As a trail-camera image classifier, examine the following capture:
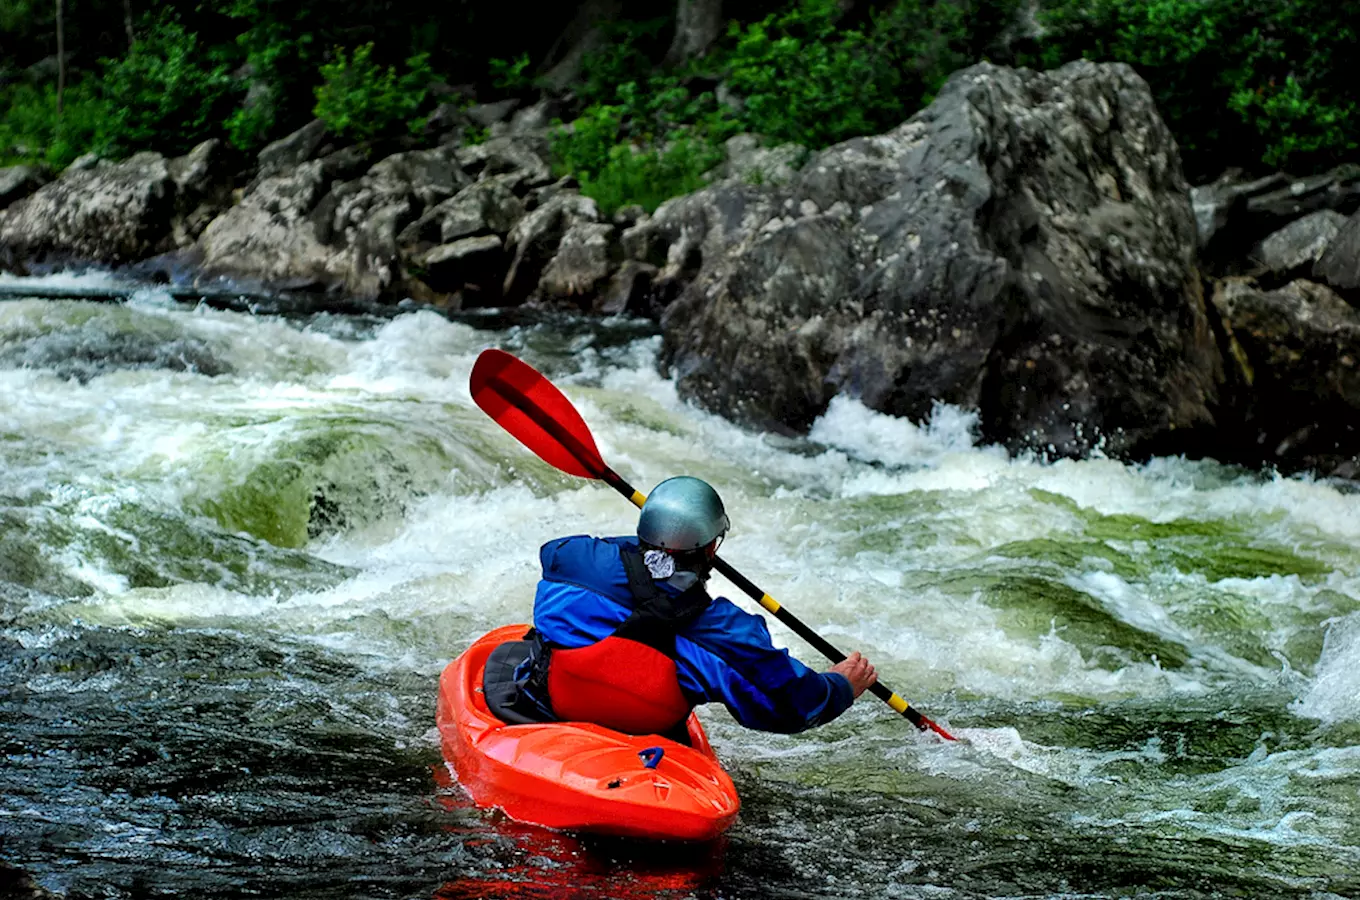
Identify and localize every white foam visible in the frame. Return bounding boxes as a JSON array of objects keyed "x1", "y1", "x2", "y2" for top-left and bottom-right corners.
[
  {"x1": 1294, "y1": 613, "x2": 1360, "y2": 723},
  {"x1": 808, "y1": 395, "x2": 979, "y2": 467},
  {"x1": 0, "y1": 269, "x2": 130, "y2": 291}
]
